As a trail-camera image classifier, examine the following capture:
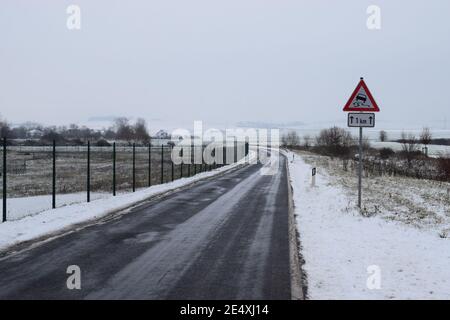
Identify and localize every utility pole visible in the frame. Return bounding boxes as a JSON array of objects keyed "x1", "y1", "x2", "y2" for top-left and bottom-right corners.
[{"x1": 2, "y1": 137, "x2": 6, "y2": 222}]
